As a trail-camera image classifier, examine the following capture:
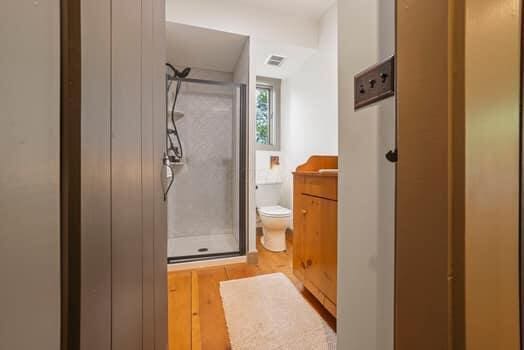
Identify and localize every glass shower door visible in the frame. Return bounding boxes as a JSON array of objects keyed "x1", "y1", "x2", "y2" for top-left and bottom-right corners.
[{"x1": 166, "y1": 77, "x2": 247, "y2": 263}]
